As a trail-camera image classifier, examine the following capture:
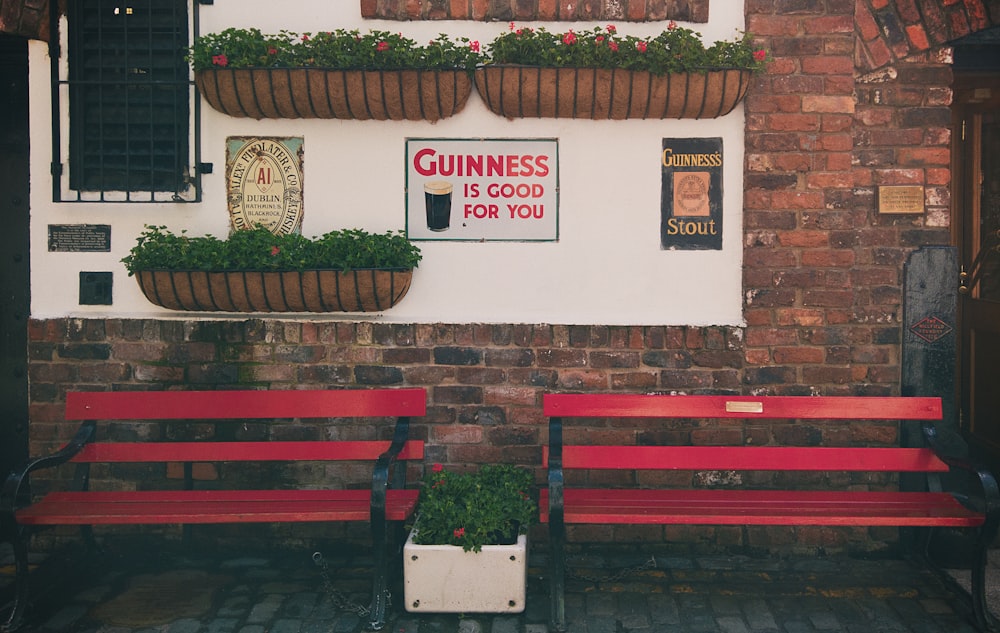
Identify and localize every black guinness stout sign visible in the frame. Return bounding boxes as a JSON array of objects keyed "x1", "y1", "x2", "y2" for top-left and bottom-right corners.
[{"x1": 660, "y1": 138, "x2": 723, "y2": 250}]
